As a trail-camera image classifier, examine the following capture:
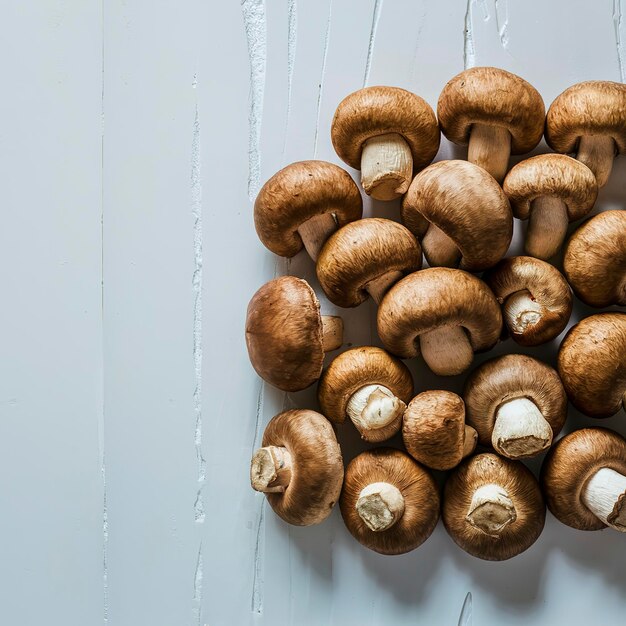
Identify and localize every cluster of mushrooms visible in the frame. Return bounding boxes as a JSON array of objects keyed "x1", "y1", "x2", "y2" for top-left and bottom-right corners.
[{"x1": 245, "y1": 67, "x2": 626, "y2": 561}]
